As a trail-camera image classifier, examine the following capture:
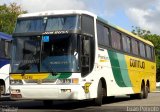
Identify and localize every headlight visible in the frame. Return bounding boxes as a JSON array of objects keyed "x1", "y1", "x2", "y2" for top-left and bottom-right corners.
[
  {"x1": 10, "y1": 80, "x2": 23, "y2": 85},
  {"x1": 56, "y1": 78, "x2": 79, "y2": 84}
]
